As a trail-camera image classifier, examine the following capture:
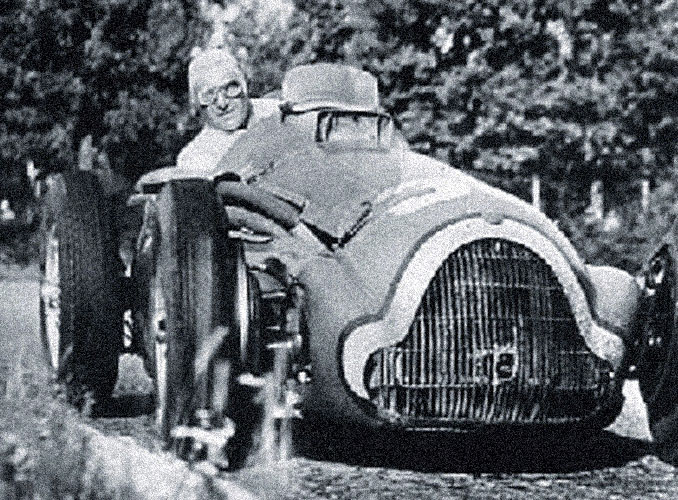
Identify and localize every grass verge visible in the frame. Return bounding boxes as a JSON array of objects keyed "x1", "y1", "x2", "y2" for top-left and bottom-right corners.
[{"x1": 0, "y1": 359, "x2": 139, "y2": 499}]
